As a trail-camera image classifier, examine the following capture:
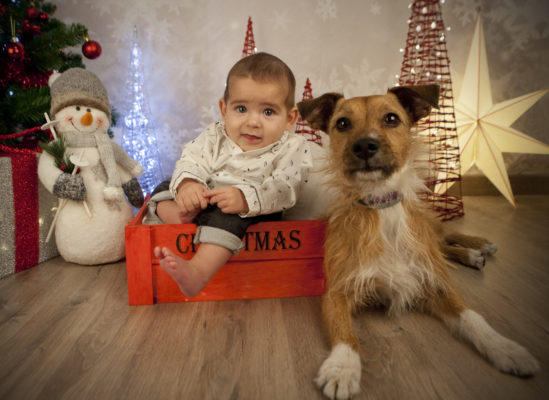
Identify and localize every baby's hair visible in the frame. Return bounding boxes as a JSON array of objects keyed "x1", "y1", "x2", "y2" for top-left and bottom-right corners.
[{"x1": 224, "y1": 52, "x2": 296, "y2": 109}]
